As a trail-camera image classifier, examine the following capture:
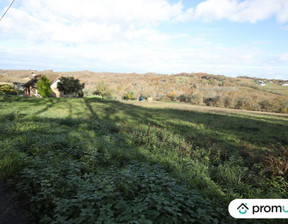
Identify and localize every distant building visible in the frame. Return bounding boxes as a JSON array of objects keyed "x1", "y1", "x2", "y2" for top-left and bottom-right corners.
[
  {"x1": 13, "y1": 82, "x2": 25, "y2": 91},
  {"x1": 256, "y1": 80, "x2": 265, "y2": 85},
  {"x1": 282, "y1": 83, "x2": 288, "y2": 86},
  {"x1": 256, "y1": 80, "x2": 266, "y2": 86},
  {"x1": 50, "y1": 79, "x2": 62, "y2": 97},
  {"x1": 24, "y1": 74, "x2": 62, "y2": 97}
]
